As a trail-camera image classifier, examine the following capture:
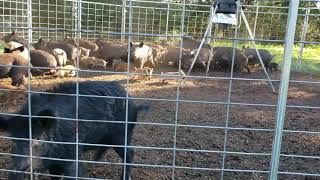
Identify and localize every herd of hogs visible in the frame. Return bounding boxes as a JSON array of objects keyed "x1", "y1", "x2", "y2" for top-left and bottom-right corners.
[
  {"x1": 0, "y1": 31, "x2": 280, "y2": 89},
  {"x1": 0, "y1": 31, "x2": 281, "y2": 179}
]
